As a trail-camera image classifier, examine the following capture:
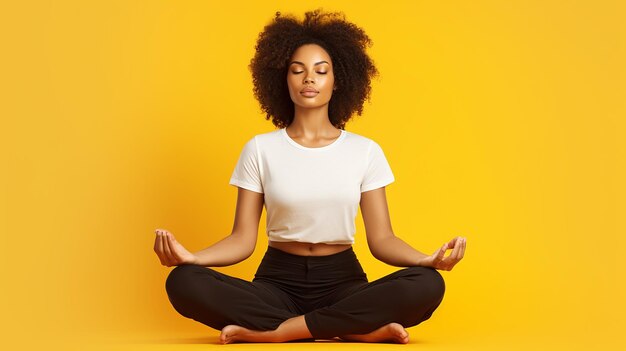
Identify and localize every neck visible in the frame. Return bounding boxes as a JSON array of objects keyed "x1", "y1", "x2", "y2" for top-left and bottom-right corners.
[{"x1": 290, "y1": 105, "x2": 338, "y2": 136}]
